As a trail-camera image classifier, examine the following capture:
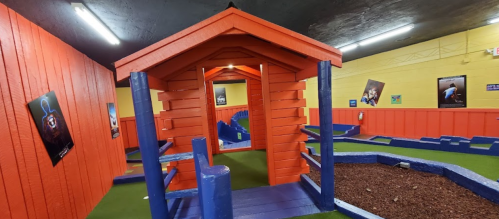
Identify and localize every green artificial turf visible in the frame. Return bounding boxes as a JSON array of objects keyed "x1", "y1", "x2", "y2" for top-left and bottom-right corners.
[
  {"x1": 292, "y1": 211, "x2": 351, "y2": 219},
  {"x1": 87, "y1": 182, "x2": 150, "y2": 219},
  {"x1": 308, "y1": 142, "x2": 499, "y2": 181},
  {"x1": 306, "y1": 128, "x2": 345, "y2": 136},
  {"x1": 372, "y1": 138, "x2": 392, "y2": 143},
  {"x1": 127, "y1": 151, "x2": 142, "y2": 160},
  {"x1": 213, "y1": 150, "x2": 269, "y2": 190},
  {"x1": 238, "y1": 118, "x2": 251, "y2": 133}
]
